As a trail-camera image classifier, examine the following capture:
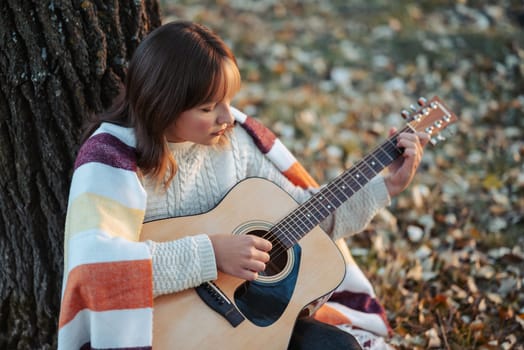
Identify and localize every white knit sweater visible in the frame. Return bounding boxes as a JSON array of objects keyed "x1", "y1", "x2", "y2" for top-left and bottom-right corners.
[{"x1": 143, "y1": 125, "x2": 390, "y2": 297}]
